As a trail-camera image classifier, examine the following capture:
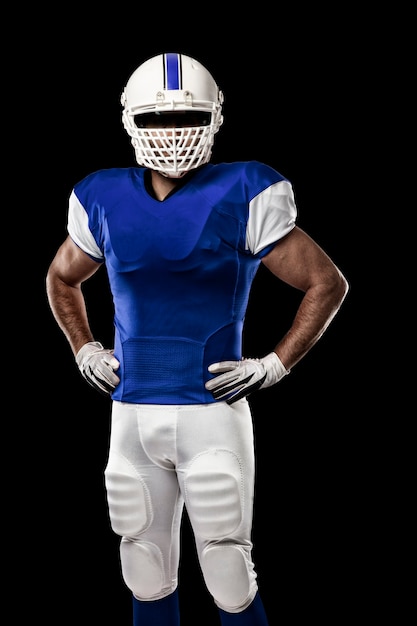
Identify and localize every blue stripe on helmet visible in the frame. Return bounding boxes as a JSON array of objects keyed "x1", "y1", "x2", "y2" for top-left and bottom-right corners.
[{"x1": 165, "y1": 53, "x2": 181, "y2": 90}]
